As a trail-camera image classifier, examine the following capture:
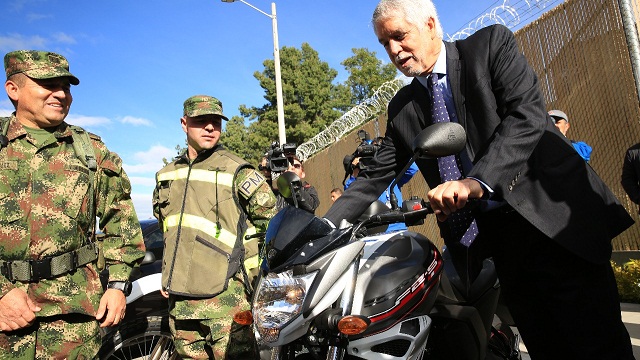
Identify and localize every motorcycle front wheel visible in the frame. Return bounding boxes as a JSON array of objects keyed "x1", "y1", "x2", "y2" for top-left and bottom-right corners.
[{"x1": 99, "y1": 315, "x2": 176, "y2": 360}]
